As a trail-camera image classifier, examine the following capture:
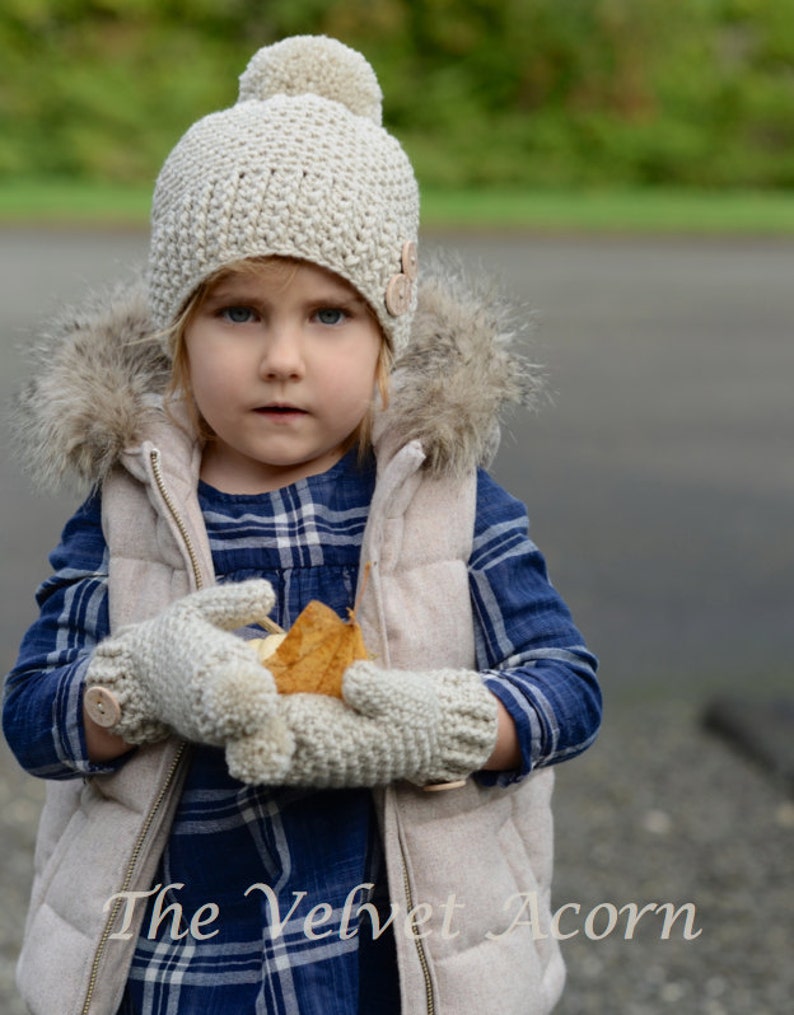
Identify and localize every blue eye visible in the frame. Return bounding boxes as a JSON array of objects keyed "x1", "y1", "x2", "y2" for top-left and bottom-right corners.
[
  {"x1": 315, "y1": 308, "x2": 346, "y2": 326},
  {"x1": 221, "y1": 306, "x2": 255, "y2": 324}
]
